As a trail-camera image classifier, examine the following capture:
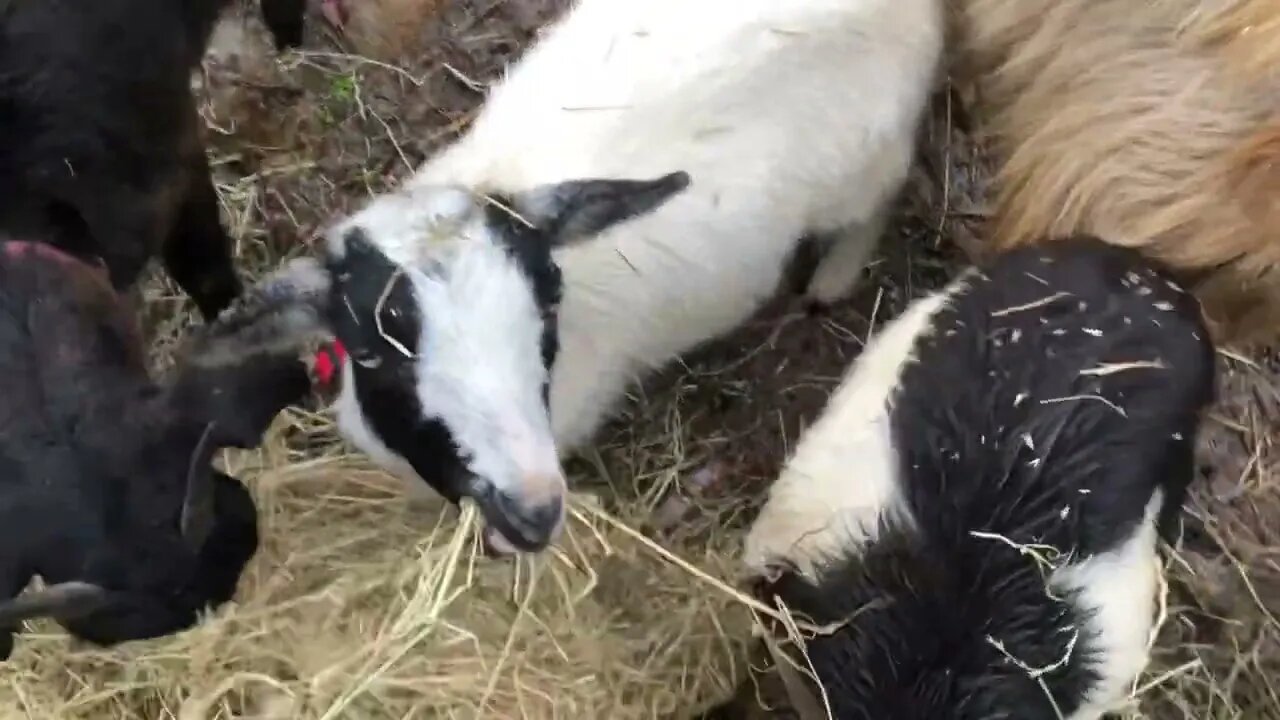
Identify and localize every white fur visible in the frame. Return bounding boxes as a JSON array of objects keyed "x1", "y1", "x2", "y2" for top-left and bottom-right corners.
[
  {"x1": 452, "y1": 0, "x2": 942, "y2": 451},
  {"x1": 743, "y1": 281, "x2": 962, "y2": 579},
  {"x1": 336, "y1": 0, "x2": 943, "y2": 472},
  {"x1": 409, "y1": 237, "x2": 564, "y2": 504},
  {"x1": 1051, "y1": 492, "x2": 1163, "y2": 720}
]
